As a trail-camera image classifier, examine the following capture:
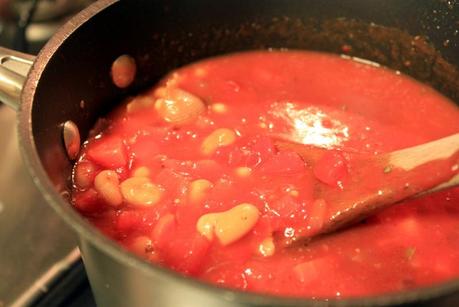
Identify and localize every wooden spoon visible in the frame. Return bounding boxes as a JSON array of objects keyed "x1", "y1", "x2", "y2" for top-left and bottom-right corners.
[{"x1": 274, "y1": 132, "x2": 459, "y2": 245}]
